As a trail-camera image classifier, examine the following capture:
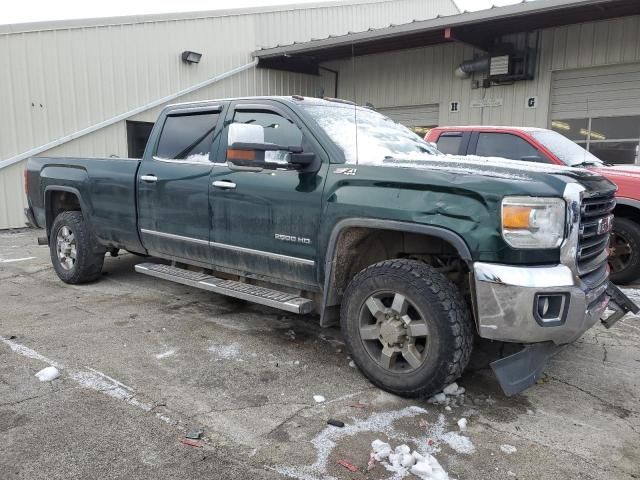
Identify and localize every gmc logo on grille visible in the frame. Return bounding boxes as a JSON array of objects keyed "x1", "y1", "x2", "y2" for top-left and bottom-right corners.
[{"x1": 597, "y1": 215, "x2": 614, "y2": 235}]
